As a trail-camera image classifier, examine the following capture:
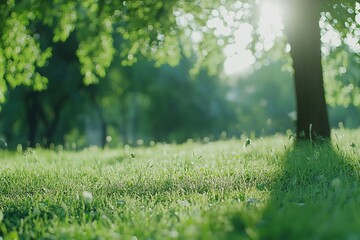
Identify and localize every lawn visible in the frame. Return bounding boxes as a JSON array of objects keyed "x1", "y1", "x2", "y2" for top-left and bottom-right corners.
[{"x1": 1, "y1": 129, "x2": 360, "y2": 239}]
